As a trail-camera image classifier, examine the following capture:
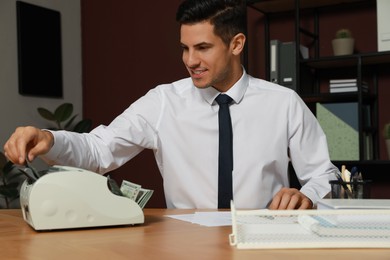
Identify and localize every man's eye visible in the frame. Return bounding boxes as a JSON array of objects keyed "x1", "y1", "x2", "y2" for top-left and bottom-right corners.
[{"x1": 198, "y1": 46, "x2": 209, "y2": 51}]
